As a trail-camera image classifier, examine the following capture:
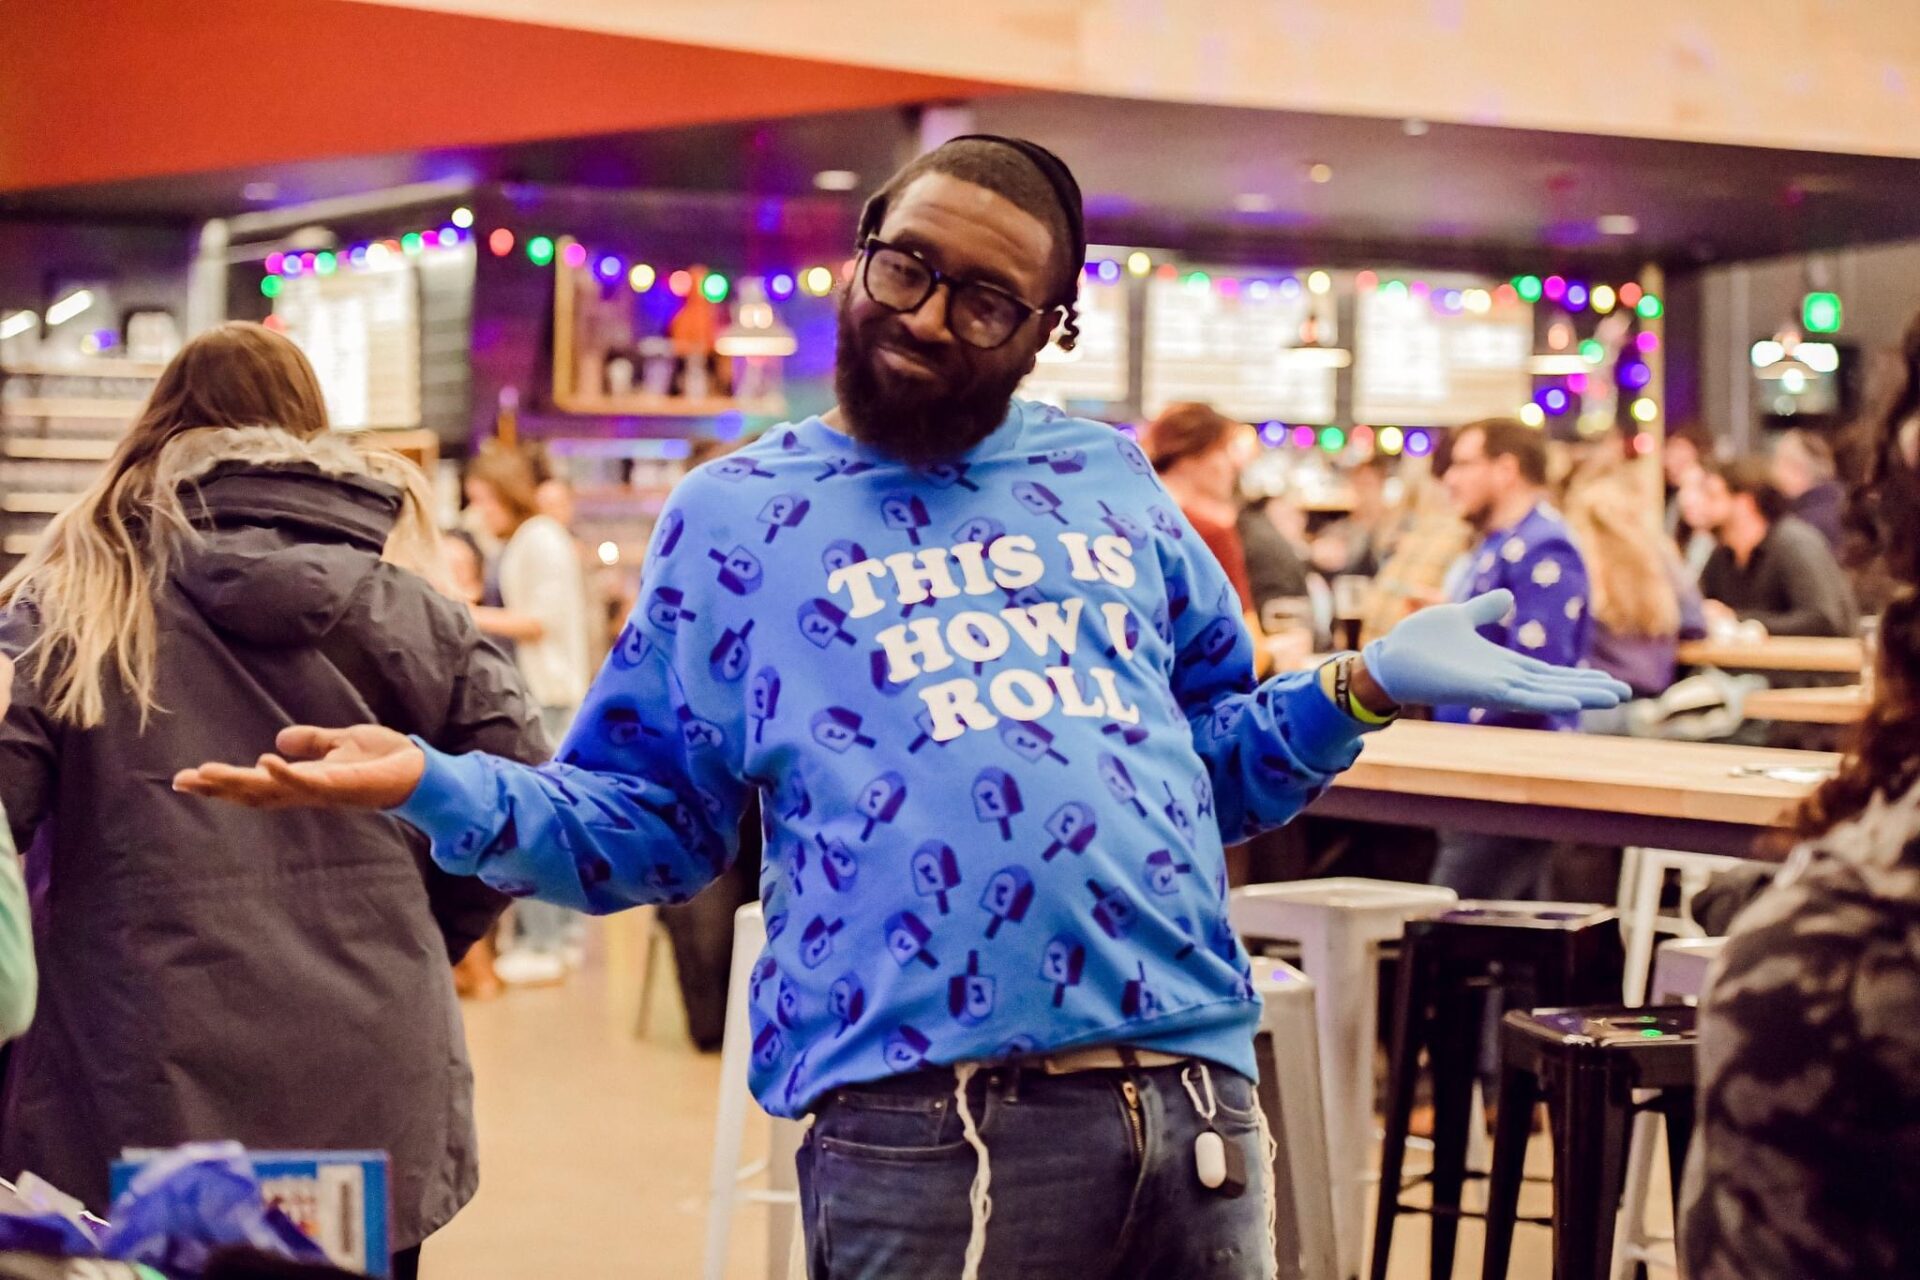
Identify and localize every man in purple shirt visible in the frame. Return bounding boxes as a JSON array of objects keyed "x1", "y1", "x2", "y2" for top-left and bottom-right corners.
[{"x1": 1432, "y1": 418, "x2": 1594, "y2": 896}]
